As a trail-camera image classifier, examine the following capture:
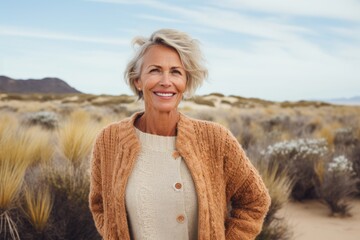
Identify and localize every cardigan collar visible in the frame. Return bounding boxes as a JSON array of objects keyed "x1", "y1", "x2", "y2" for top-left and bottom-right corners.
[{"x1": 118, "y1": 111, "x2": 211, "y2": 239}]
